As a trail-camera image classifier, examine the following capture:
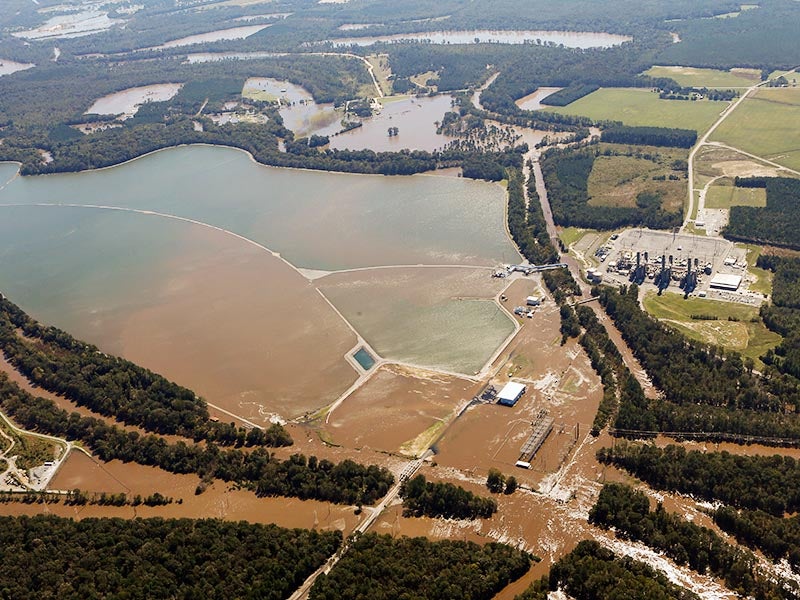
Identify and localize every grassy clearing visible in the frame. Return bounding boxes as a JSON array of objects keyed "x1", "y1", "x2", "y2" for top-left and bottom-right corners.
[
  {"x1": 410, "y1": 70, "x2": 439, "y2": 90},
  {"x1": 642, "y1": 291, "x2": 779, "y2": 367},
  {"x1": 587, "y1": 148, "x2": 687, "y2": 212},
  {"x1": 704, "y1": 184, "x2": 766, "y2": 208},
  {"x1": 559, "y1": 227, "x2": 589, "y2": 248},
  {"x1": 644, "y1": 66, "x2": 757, "y2": 88},
  {"x1": 711, "y1": 87, "x2": 800, "y2": 171},
  {"x1": 545, "y1": 88, "x2": 727, "y2": 132},
  {"x1": 0, "y1": 414, "x2": 59, "y2": 471},
  {"x1": 739, "y1": 243, "x2": 774, "y2": 296},
  {"x1": 366, "y1": 54, "x2": 393, "y2": 97}
]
